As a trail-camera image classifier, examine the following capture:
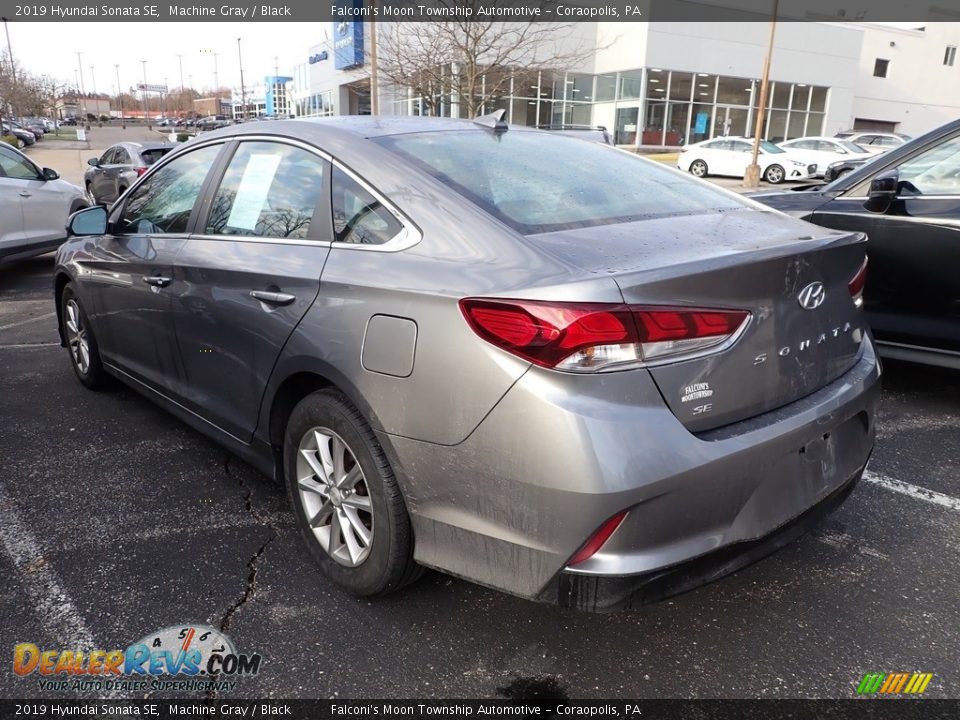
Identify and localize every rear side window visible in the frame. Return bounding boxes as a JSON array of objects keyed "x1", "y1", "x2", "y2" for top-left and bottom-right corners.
[
  {"x1": 205, "y1": 141, "x2": 325, "y2": 239},
  {"x1": 376, "y1": 130, "x2": 743, "y2": 235},
  {"x1": 140, "y1": 149, "x2": 170, "y2": 166},
  {"x1": 331, "y1": 167, "x2": 403, "y2": 245},
  {"x1": 119, "y1": 144, "x2": 222, "y2": 235}
]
